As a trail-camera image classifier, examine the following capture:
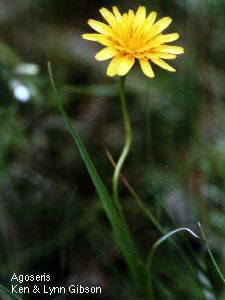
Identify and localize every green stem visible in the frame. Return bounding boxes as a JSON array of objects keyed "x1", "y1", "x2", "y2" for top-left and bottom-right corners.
[{"x1": 113, "y1": 76, "x2": 132, "y2": 216}]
